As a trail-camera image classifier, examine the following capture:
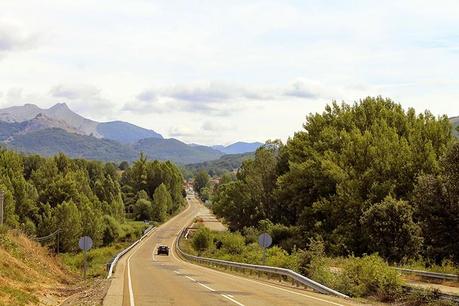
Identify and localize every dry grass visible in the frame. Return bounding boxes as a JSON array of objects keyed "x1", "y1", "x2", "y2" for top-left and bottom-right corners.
[{"x1": 0, "y1": 229, "x2": 77, "y2": 306}]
